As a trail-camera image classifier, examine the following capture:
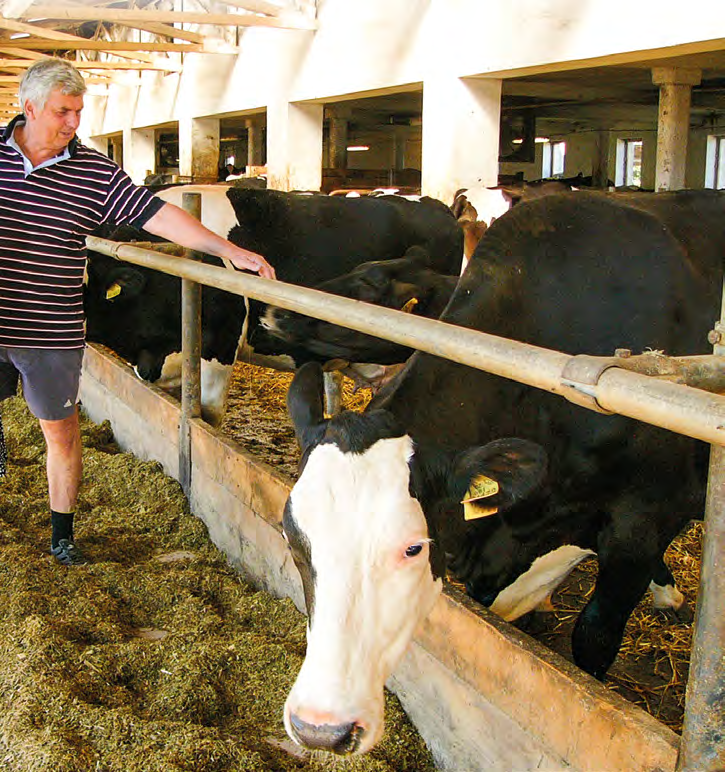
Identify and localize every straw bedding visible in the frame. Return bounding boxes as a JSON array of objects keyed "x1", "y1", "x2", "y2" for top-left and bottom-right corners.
[{"x1": 0, "y1": 393, "x2": 435, "y2": 772}]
